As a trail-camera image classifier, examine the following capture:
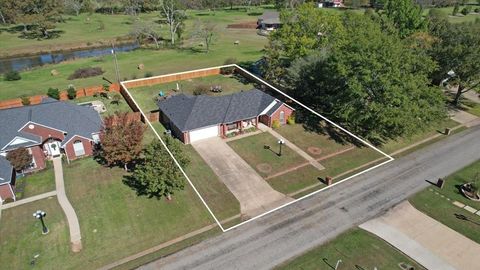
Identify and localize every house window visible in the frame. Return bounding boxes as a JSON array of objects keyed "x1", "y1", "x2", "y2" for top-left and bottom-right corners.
[
  {"x1": 279, "y1": 111, "x2": 285, "y2": 125},
  {"x1": 227, "y1": 123, "x2": 237, "y2": 131},
  {"x1": 73, "y1": 140, "x2": 85, "y2": 157}
]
